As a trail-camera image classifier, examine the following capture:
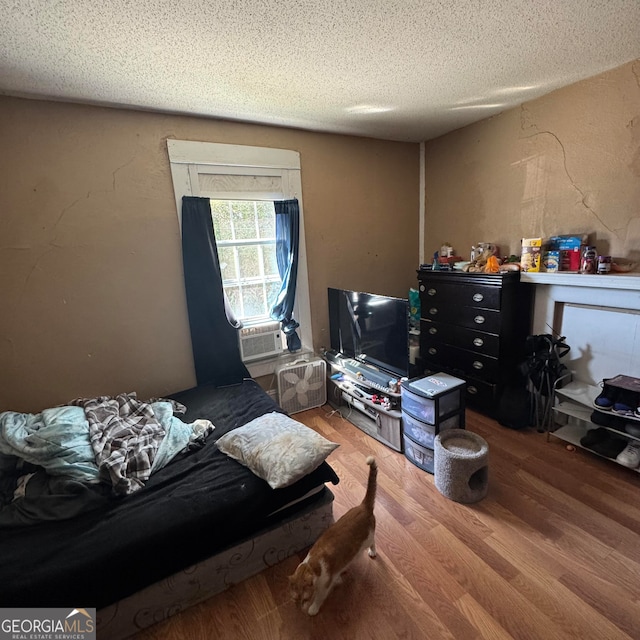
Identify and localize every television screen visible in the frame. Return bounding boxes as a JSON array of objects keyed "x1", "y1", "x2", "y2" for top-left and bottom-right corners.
[{"x1": 328, "y1": 288, "x2": 409, "y2": 378}]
